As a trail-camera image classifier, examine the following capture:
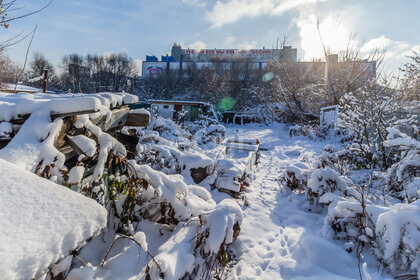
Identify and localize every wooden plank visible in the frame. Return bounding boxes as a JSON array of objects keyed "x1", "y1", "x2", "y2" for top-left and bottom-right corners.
[
  {"x1": 51, "y1": 109, "x2": 98, "y2": 120},
  {"x1": 9, "y1": 109, "x2": 99, "y2": 125},
  {"x1": 100, "y1": 106, "x2": 130, "y2": 131},
  {"x1": 65, "y1": 135, "x2": 87, "y2": 156},
  {"x1": 125, "y1": 111, "x2": 150, "y2": 127}
]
